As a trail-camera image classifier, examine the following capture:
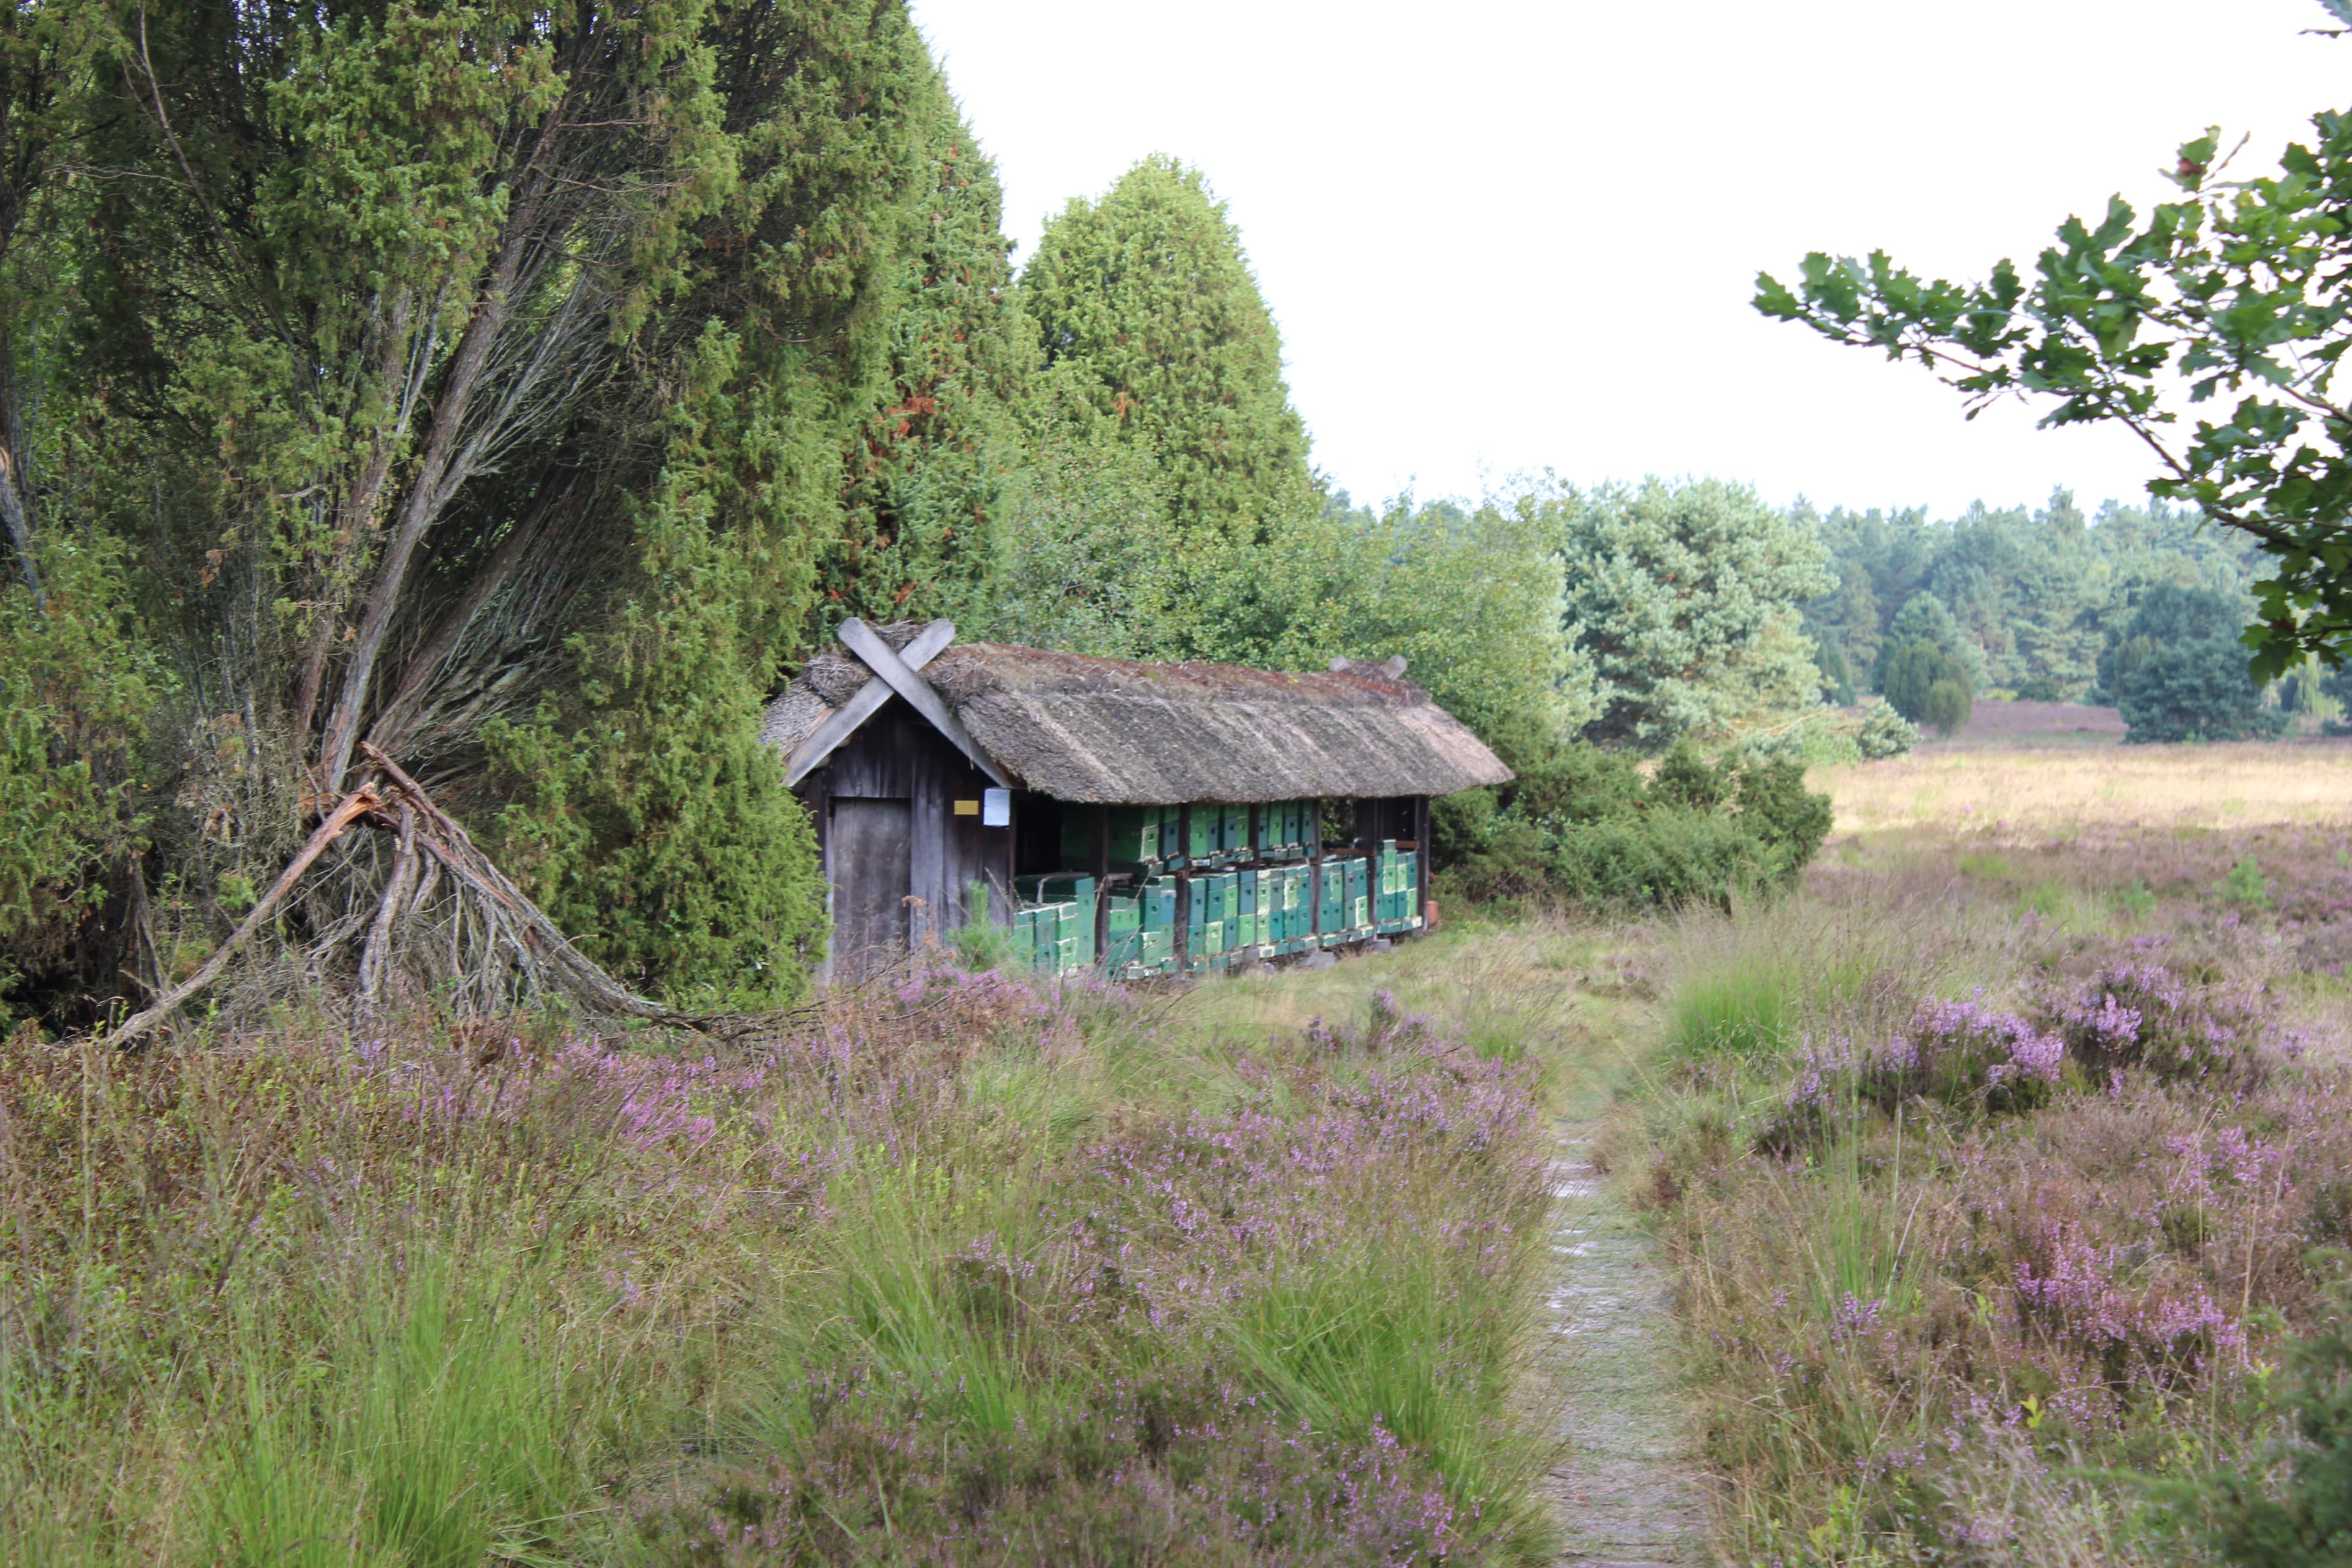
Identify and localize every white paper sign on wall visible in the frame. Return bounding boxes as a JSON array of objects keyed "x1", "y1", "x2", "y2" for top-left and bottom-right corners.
[{"x1": 981, "y1": 787, "x2": 1011, "y2": 827}]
